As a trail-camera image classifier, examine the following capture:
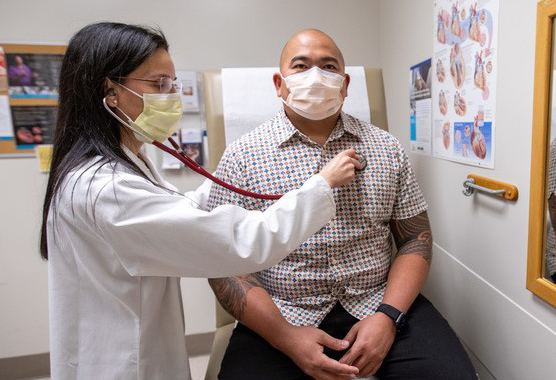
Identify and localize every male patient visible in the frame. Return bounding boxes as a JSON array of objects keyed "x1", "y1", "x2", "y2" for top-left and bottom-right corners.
[{"x1": 207, "y1": 29, "x2": 476, "y2": 380}]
